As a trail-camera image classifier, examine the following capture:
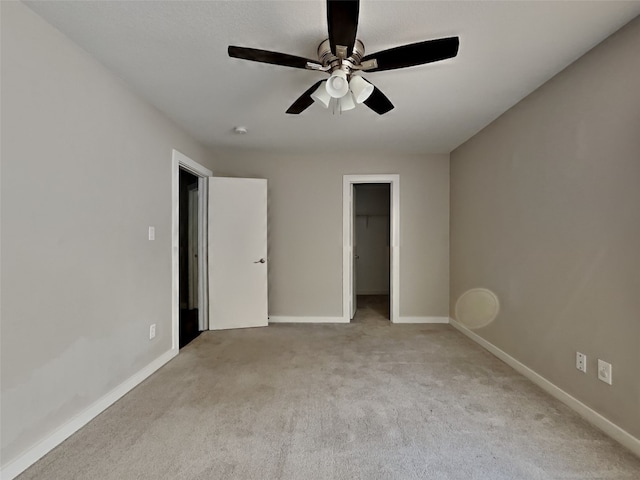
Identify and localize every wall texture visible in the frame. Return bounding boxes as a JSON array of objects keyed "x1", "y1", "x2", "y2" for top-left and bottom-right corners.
[
  {"x1": 450, "y1": 17, "x2": 640, "y2": 439},
  {"x1": 211, "y1": 151, "x2": 450, "y2": 319},
  {"x1": 1, "y1": 1, "x2": 210, "y2": 466}
]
